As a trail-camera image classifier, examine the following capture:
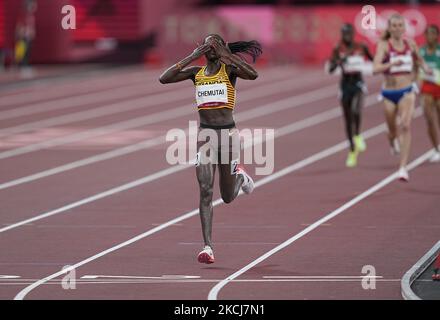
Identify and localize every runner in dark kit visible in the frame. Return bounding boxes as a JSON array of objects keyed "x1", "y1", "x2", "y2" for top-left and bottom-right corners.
[
  {"x1": 159, "y1": 34, "x2": 262, "y2": 264},
  {"x1": 328, "y1": 23, "x2": 373, "y2": 168}
]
